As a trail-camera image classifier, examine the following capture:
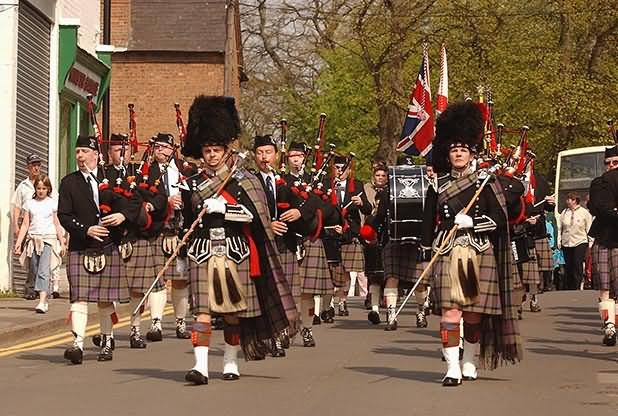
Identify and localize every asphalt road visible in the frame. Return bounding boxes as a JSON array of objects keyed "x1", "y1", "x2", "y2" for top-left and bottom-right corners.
[{"x1": 0, "y1": 290, "x2": 616, "y2": 416}]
